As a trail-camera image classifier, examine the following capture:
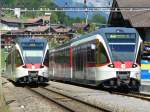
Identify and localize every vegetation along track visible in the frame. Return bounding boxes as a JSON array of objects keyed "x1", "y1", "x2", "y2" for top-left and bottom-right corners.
[
  {"x1": 111, "y1": 91, "x2": 150, "y2": 101},
  {"x1": 26, "y1": 86, "x2": 112, "y2": 112}
]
